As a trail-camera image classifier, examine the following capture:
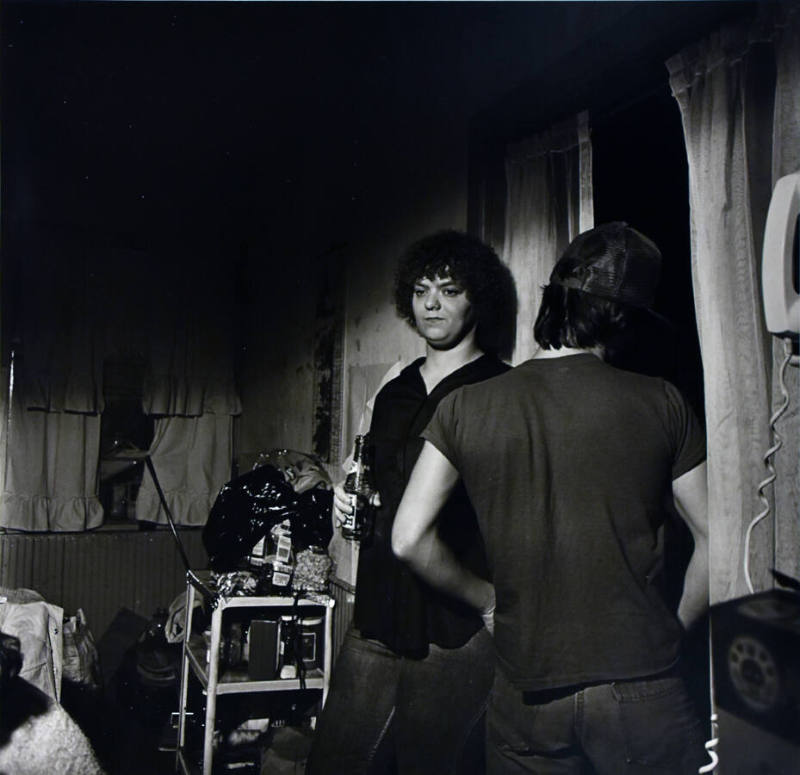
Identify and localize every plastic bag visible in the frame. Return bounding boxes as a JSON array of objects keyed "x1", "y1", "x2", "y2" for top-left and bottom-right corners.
[
  {"x1": 202, "y1": 463, "x2": 333, "y2": 571},
  {"x1": 62, "y1": 608, "x2": 102, "y2": 692}
]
